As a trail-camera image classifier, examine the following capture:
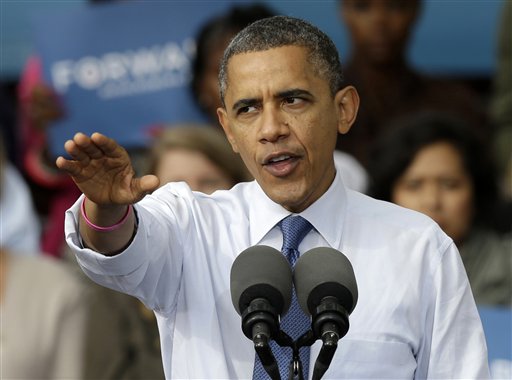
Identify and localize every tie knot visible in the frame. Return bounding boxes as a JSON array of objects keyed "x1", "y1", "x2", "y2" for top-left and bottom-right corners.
[{"x1": 280, "y1": 215, "x2": 313, "y2": 252}]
